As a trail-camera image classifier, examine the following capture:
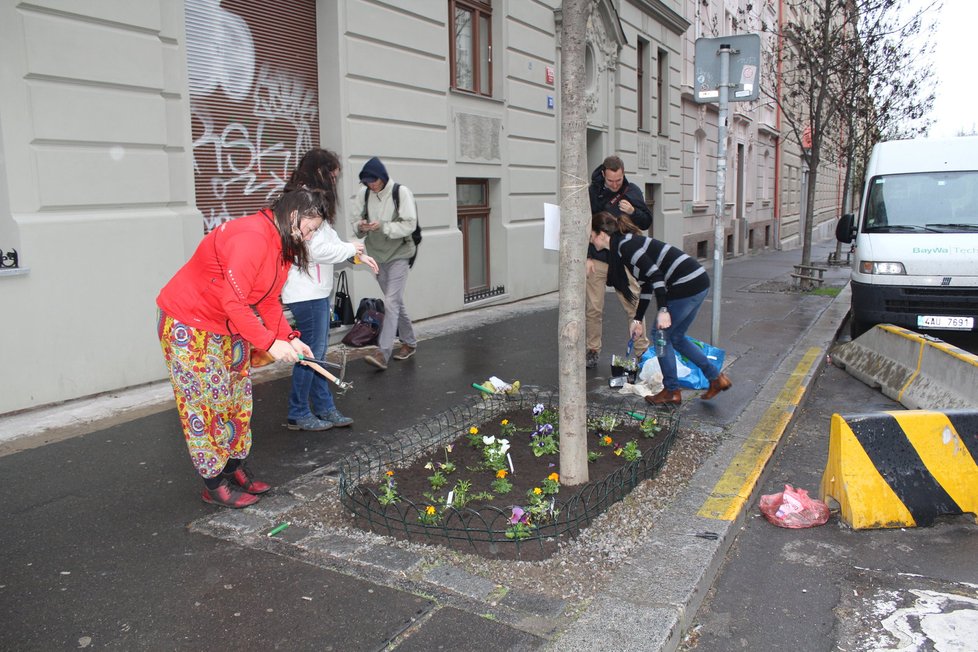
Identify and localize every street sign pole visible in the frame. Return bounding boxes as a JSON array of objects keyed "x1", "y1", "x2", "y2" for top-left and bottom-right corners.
[
  {"x1": 711, "y1": 45, "x2": 732, "y2": 346},
  {"x1": 694, "y1": 33, "x2": 760, "y2": 347}
]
